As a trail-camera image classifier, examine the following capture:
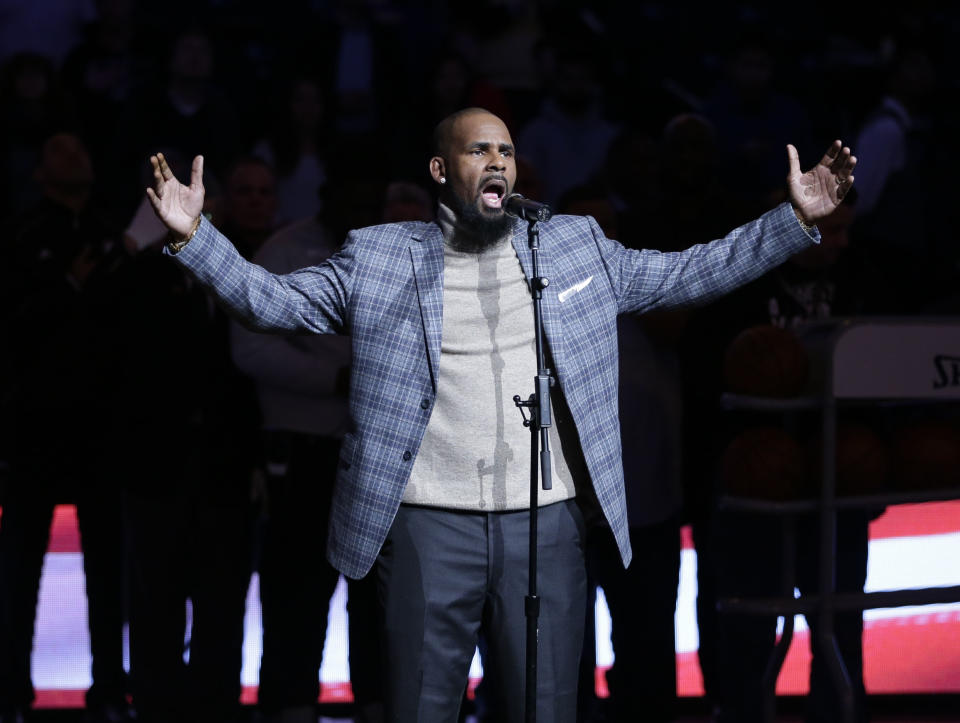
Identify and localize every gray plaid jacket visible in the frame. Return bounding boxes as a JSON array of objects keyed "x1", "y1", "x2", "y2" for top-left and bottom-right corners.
[{"x1": 168, "y1": 202, "x2": 814, "y2": 578}]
